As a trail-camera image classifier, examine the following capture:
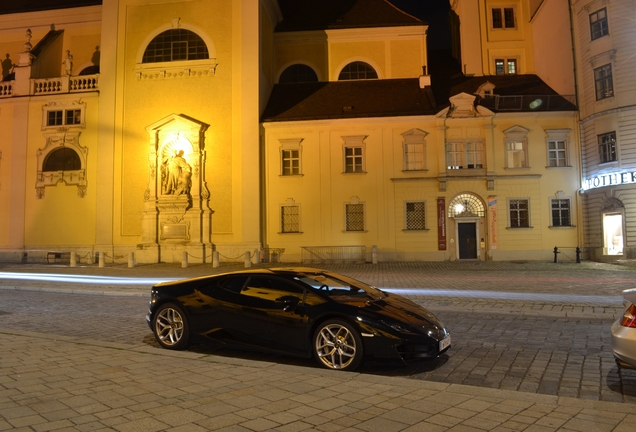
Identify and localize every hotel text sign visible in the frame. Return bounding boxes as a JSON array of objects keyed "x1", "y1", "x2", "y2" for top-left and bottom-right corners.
[{"x1": 583, "y1": 171, "x2": 636, "y2": 191}]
